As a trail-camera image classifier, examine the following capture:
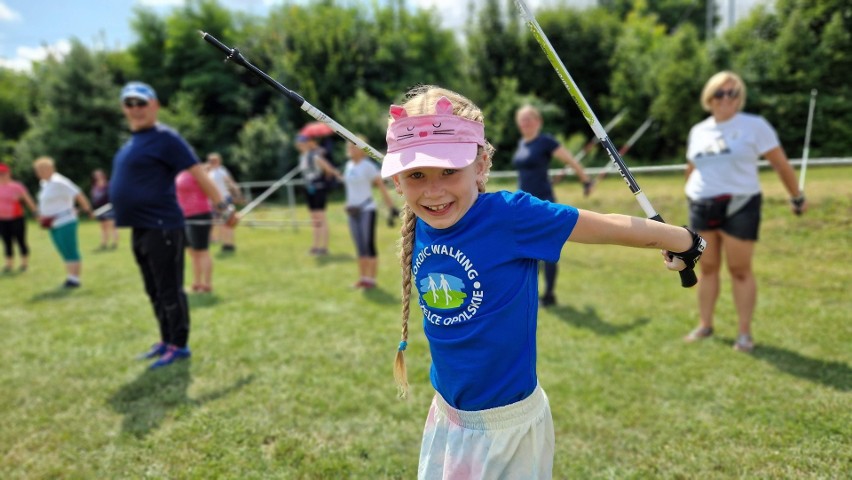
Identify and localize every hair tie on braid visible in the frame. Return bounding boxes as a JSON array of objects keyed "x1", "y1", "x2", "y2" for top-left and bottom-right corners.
[{"x1": 398, "y1": 341, "x2": 408, "y2": 352}]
